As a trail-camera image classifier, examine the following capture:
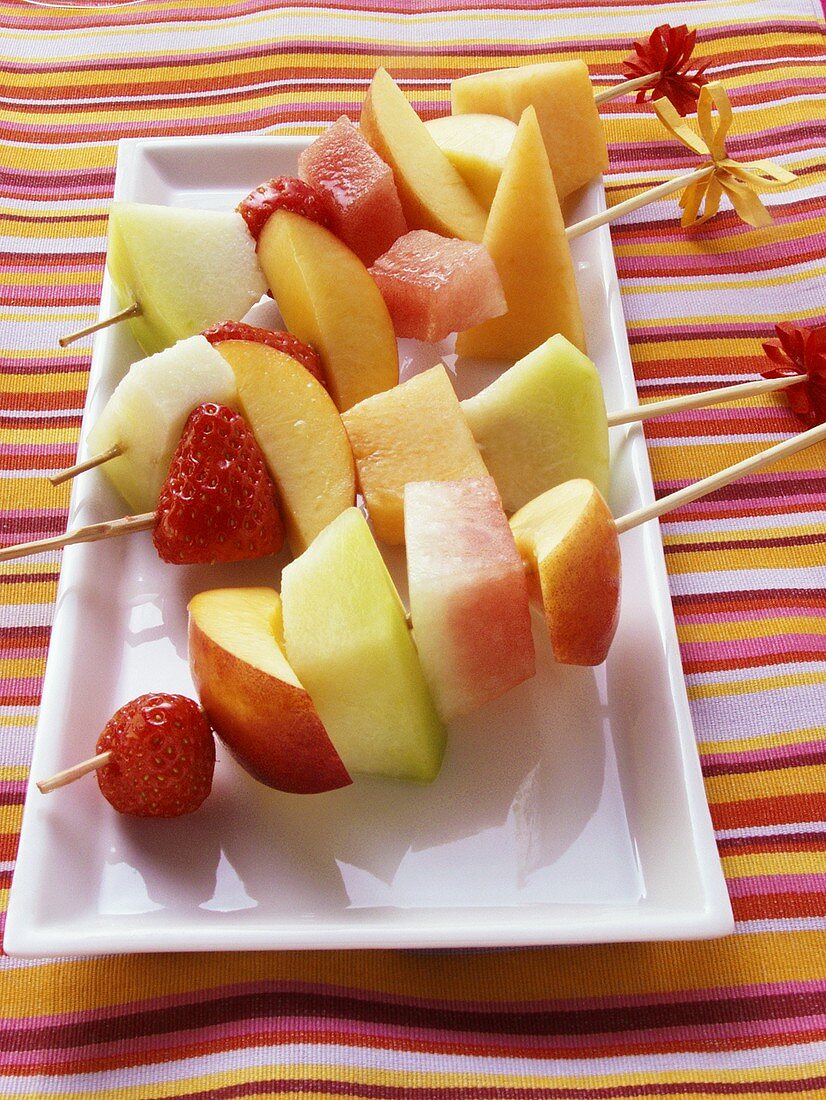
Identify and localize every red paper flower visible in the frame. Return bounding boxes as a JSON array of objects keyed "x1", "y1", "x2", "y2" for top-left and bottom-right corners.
[
  {"x1": 761, "y1": 322, "x2": 826, "y2": 427},
  {"x1": 622, "y1": 24, "x2": 711, "y2": 116}
]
